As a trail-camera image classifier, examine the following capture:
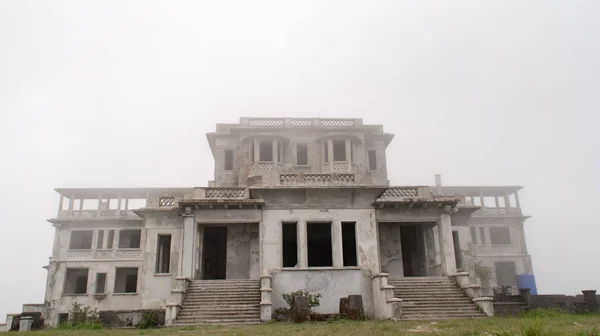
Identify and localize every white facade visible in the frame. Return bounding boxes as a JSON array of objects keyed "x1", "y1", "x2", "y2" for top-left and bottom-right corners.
[{"x1": 32, "y1": 118, "x2": 533, "y2": 326}]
